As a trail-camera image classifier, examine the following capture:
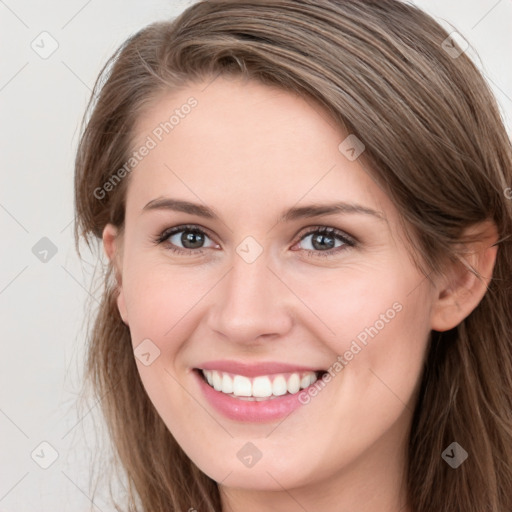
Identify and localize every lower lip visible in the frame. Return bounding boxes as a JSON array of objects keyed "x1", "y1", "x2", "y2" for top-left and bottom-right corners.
[{"x1": 194, "y1": 370, "x2": 317, "y2": 423}]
